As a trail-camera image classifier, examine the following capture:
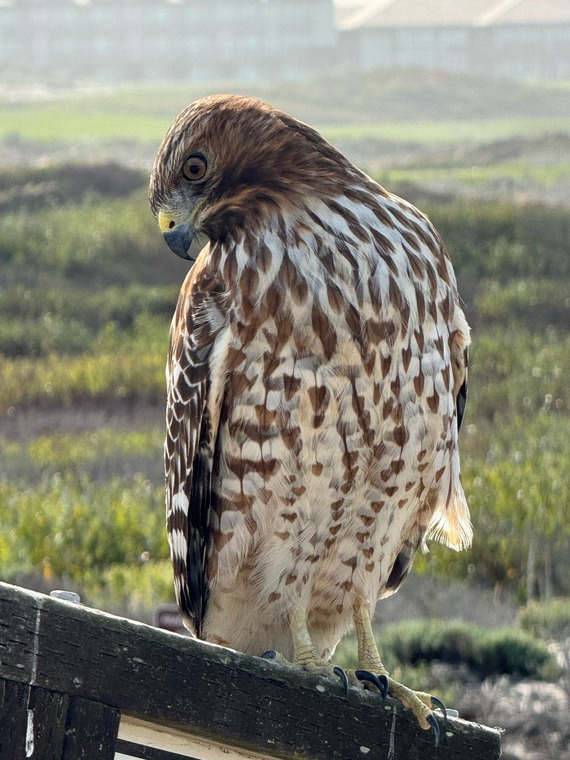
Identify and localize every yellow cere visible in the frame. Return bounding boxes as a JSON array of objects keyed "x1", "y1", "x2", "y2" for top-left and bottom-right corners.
[{"x1": 158, "y1": 211, "x2": 176, "y2": 233}]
